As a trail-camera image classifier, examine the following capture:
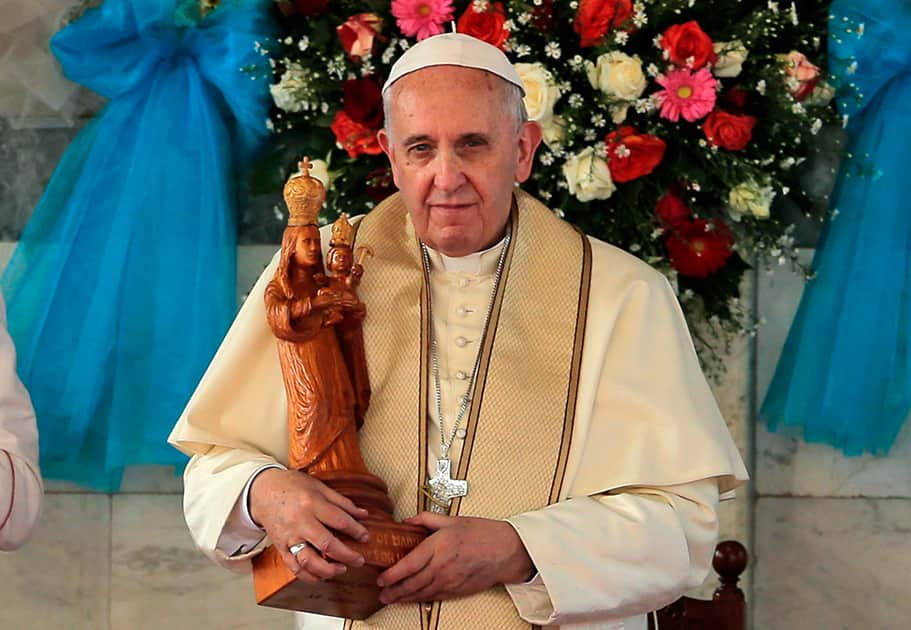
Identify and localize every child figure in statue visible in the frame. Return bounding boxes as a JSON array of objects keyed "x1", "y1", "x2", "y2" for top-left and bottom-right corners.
[{"x1": 316, "y1": 214, "x2": 365, "y2": 327}]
